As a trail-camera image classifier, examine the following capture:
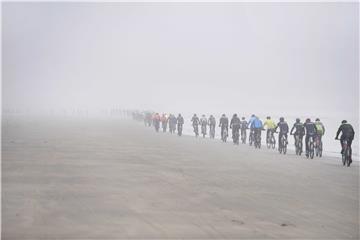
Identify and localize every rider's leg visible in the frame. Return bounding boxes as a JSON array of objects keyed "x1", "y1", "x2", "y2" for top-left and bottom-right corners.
[{"x1": 340, "y1": 137, "x2": 345, "y2": 154}]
